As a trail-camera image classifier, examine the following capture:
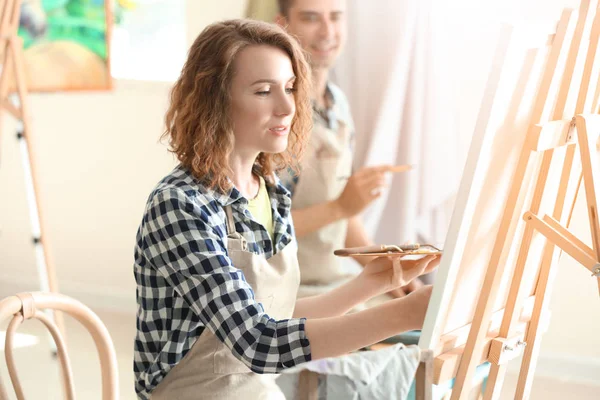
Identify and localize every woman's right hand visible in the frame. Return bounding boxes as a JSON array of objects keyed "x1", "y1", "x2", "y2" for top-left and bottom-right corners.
[
  {"x1": 303, "y1": 284, "x2": 435, "y2": 361},
  {"x1": 359, "y1": 255, "x2": 440, "y2": 297}
]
